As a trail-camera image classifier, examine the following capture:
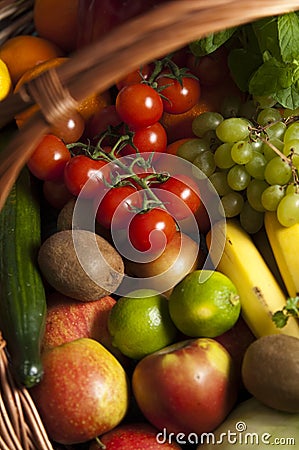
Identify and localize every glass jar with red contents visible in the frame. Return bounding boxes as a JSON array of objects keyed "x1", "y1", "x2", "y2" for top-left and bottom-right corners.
[{"x1": 77, "y1": 0, "x2": 162, "y2": 48}]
